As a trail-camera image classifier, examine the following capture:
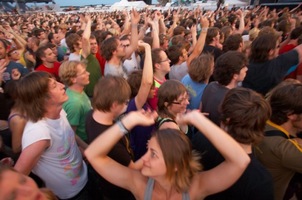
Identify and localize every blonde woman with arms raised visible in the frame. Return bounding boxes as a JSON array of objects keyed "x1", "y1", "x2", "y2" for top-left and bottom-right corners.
[{"x1": 85, "y1": 110, "x2": 250, "y2": 200}]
